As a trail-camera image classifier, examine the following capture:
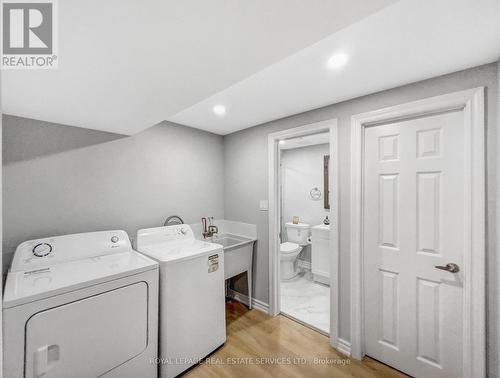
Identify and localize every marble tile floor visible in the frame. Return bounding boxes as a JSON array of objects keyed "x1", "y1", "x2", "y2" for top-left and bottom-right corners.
[{"x1": 280, "y1": 271, "x2": 330, "y2": 334}]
